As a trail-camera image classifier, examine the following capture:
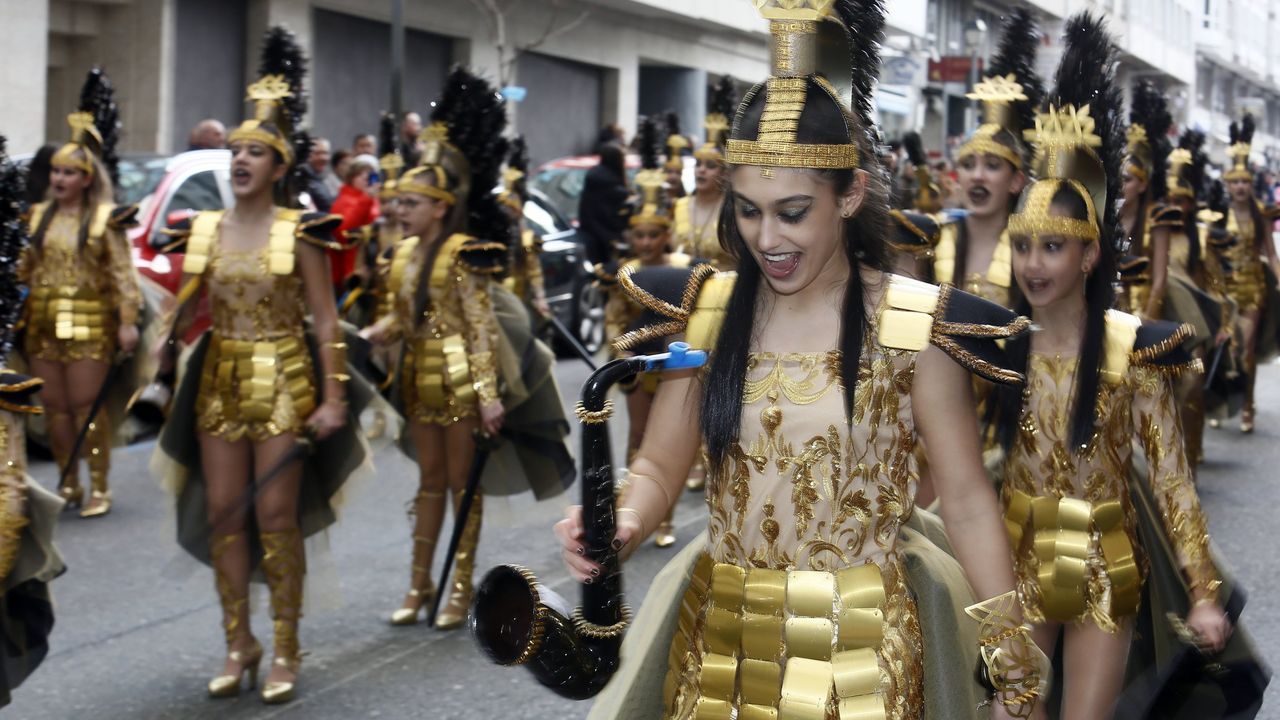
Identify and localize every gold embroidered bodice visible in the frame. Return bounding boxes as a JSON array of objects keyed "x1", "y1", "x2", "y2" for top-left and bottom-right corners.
[
  {"x1": 705, "y1": 347, "x2": 919, "y2": 573},
  {"x1": 1002, "y1": 350, "x2": 1216, "y2": 629},
  {"x1": 206, "y1": 243, "x2": 307, "y2": 342},
  {"x1": 385, "y1": 235, "x2": 501, "y2": 422},
  {"x1": 20, "y1": 204, "x2": 141, "y2": 361},
  {"x1": 0, "y1": 409, "x2": 26, "y2": 480},
  {"x1": 932, "y1": 222, "x2": 1012, "y2": 308},
  {"x1": 674, "y1": 195, "x2": 733, "y2": 270}
]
